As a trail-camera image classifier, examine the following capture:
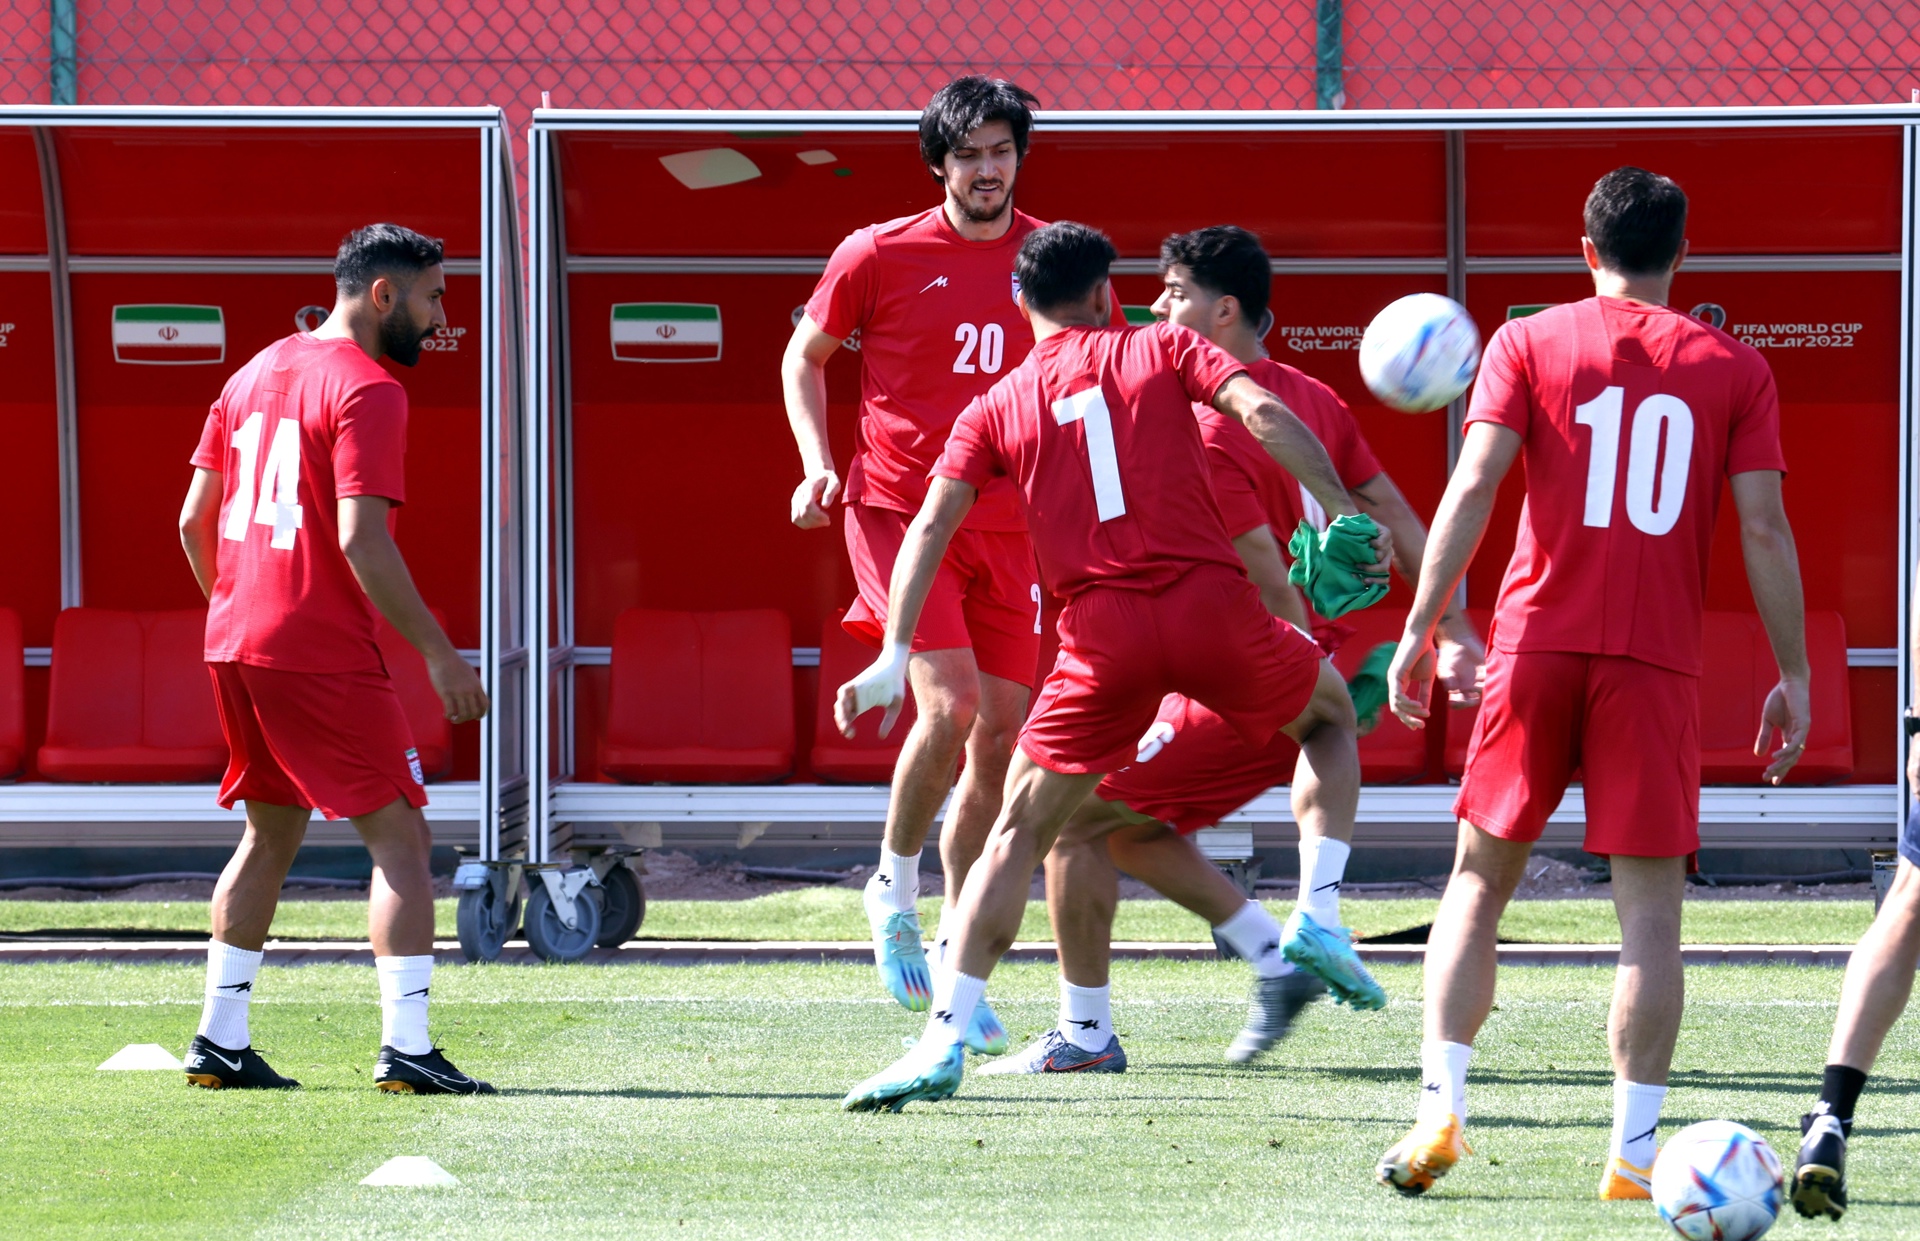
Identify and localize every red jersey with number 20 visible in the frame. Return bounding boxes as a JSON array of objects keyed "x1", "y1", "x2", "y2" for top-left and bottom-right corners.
[
  {"x1": 190, "y1": 332, "x2": 409, "y2": 674},
  {"x1": 934, "y1": 321, "x2": 1249, "y2": 599},
  {"x1": 807, "y1": 206, "x2": 1044, "y2": 531},
  {"x1": 1468, "y1": 297, "x2": 1786, "y2": 677}
]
